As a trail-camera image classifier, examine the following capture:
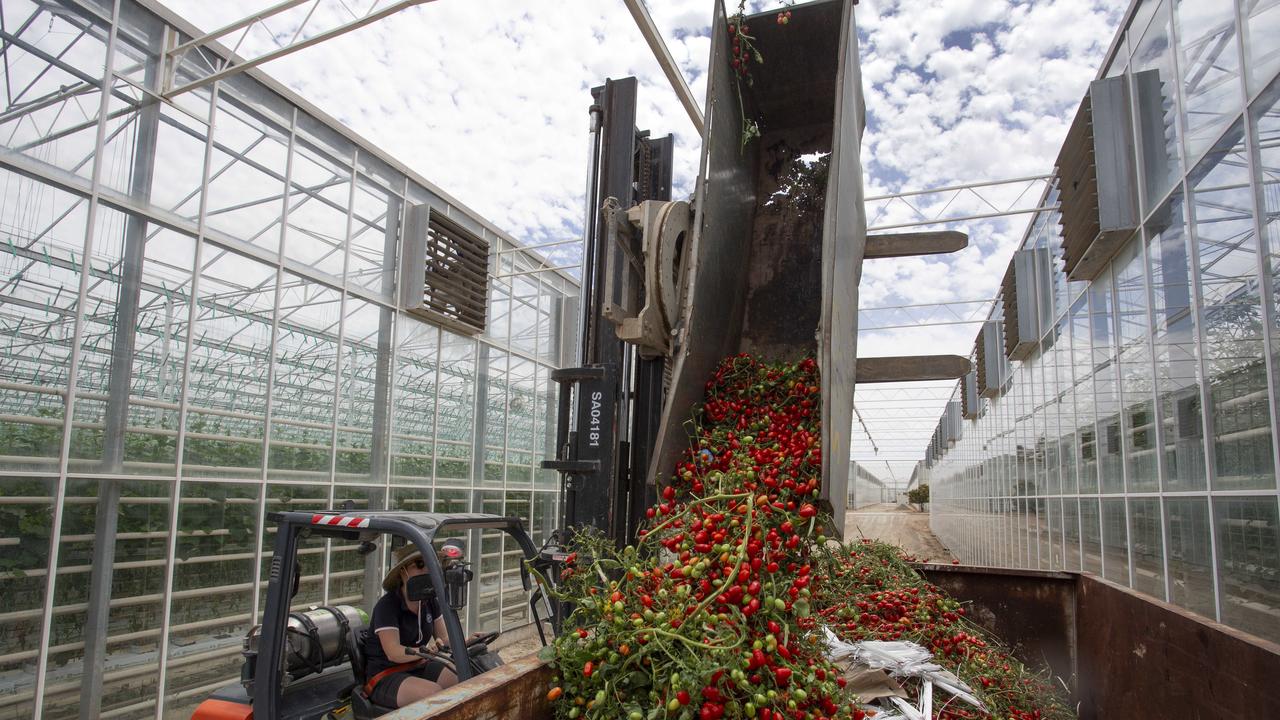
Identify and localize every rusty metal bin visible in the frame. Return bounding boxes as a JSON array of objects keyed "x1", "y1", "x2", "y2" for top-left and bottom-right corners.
[{"x1": 393, "y1": 567, "x2": 1280, "y2": 720}]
